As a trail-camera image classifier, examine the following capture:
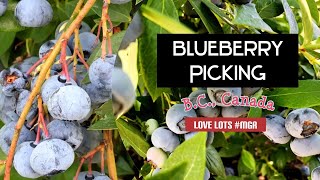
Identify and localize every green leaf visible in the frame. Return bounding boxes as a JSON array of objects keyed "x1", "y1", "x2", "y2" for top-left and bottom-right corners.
[
  {"x1": 140, "y1": 5, "x2": 195, "y2": 34},
  {"x1": 206, "y1": 145, "x2": 226, "y2": 177},
  {"x1": 50, "y1": 160, "x2": 80, "y2": 180},
  {"x1": 202, "y1": 0, "x2": 235, "y2": 28},
  {"x1": 254, "y1": 0, "x2": 284, "y2": 19},
  {"x1": 264, "y1": 80, "x2": 320, "y2": 108},
  {"x1": 0, "y1": 1, "x2": 25, "y2": 32},
  {"x1": 116, "y1": 118, "x2": 150, "y2": 158},
  {"x1": 138, "y1": 0, "x2": 176, "y2": 101},
  {"x1": 216, "y1": 177, "x2": 242, "y2": 180},
  {"x1": 148, "y1": 162, "x2": 188, "y2": 180},
  {"x1": 308, "y1": 156, "x2": 320, "y2": 172},
  {"x1": 141, "y1": 163, "x2": 152, "y2": 177},
  {"x1": 281, "y1": 0, "x2": 299, "y2": 34},
  {"x1": 219, "y1": 144, "x2": 242, "y2": 158},
  {"x1": 269, "y1": 174, "x2": 286, "y2": 180},
  {"x1": 173, "y1": 0, "x2": 188, "y2": 9},
  {"x1": 211, "y1": 132, "x2": 228, "y2": 148},
  {"x1": 306, "y1": 0, "x2": 319, "y2": 25},
  {"x1": 188, "y1": 0, "x2": 223, "y2": 34},
  {"x1": 270, "y1": 148, "x2": 287, "y2": 170},
  {"x1": 89, "y1": 100, "x2": 117, "y2": 130},
  {"x1": 298, "y1": 0, "x2": 314, "y2": 44},
  {"x1": 161, "y1": 132, "x2": 207, "y2": 180},
  {"x1": 238, "y1": 149, "x2": 256, "y2": 175},
  {"x1": 232, "y1": 4, "x2": 275, "y2": 33},
  {"x1": 248, "y1": 89, "x2": 263, "y2": 117},
  {"x1": 0, "y1": 32, "x2": 15, "y2": 57},
  {"x1": 113, "y1": 156, "x2": 135, "y2": 176},
  {"x1": 16, "y1": 21, "x2": 57, "y2": 43},
  {"x1": 92, "y1": 1, "x2": 132, "y2": 23}
]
